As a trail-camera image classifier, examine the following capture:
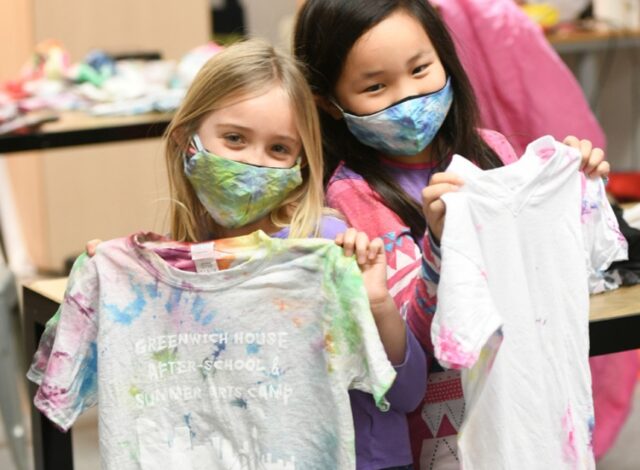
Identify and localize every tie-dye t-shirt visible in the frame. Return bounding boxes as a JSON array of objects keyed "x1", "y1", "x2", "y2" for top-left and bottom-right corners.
[
  {"x1": 431, "y1": 136, "x2": 627, "y2": 470},
  {"x1": 28, "y1": 231, "x2": 396, "y2": 470}
]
